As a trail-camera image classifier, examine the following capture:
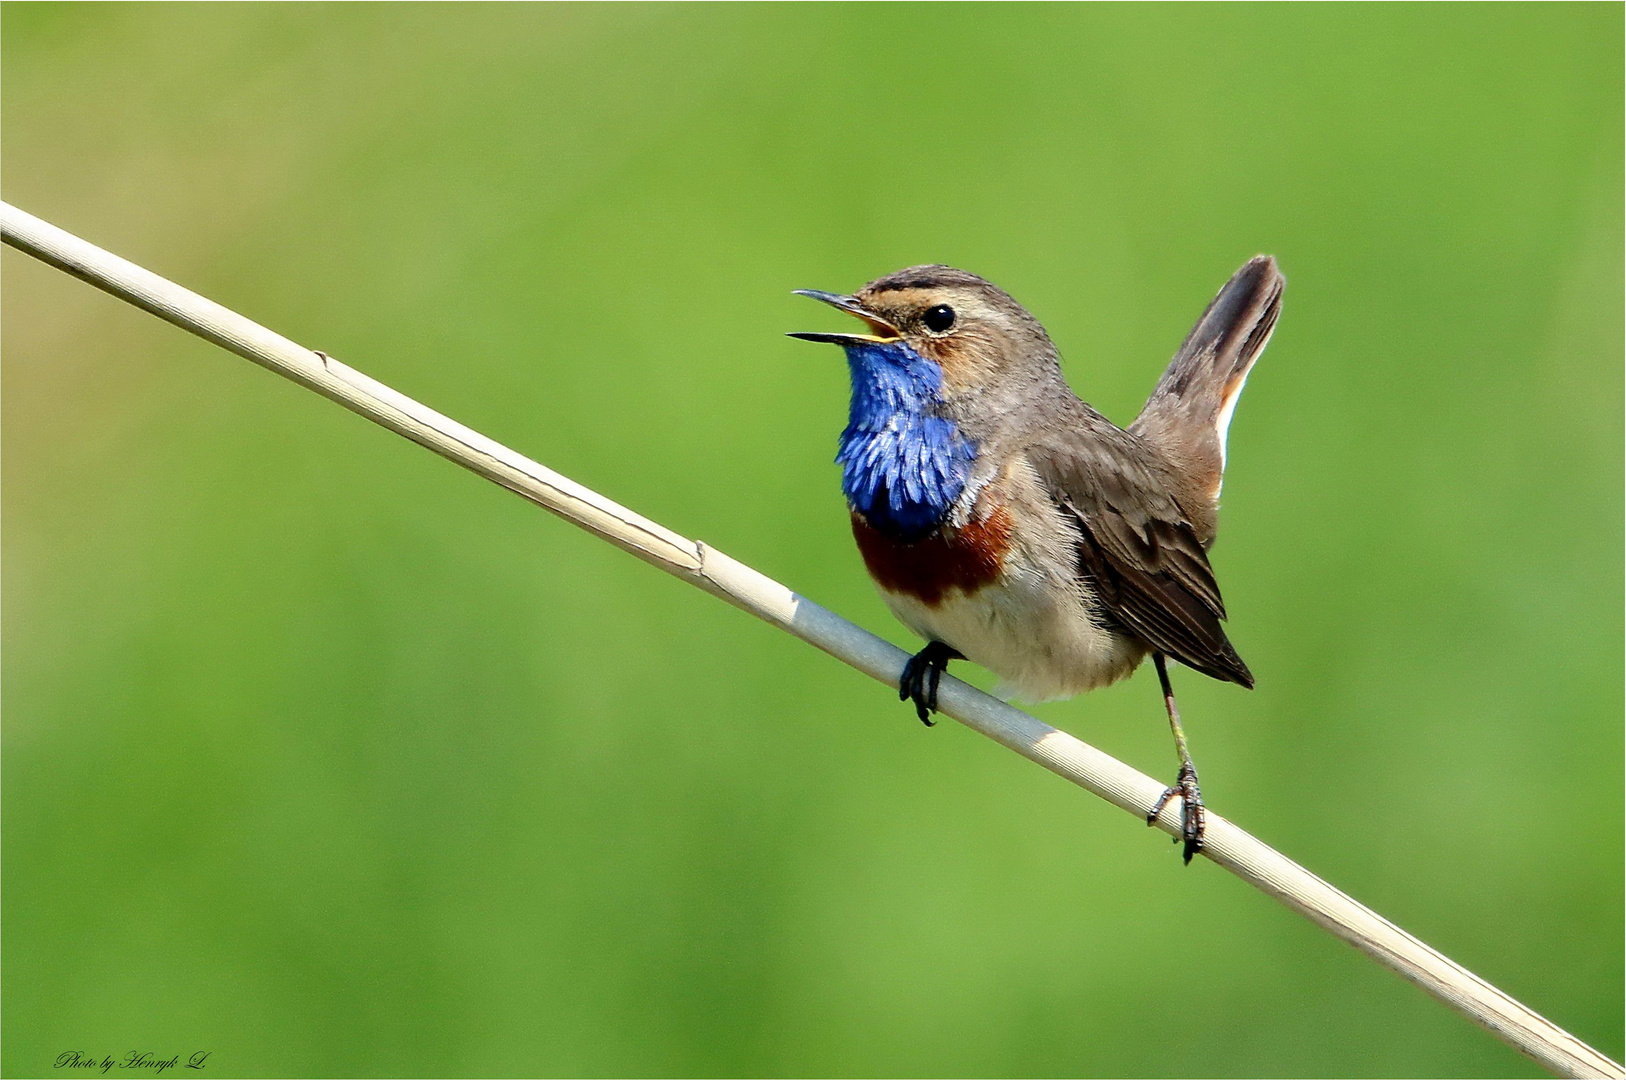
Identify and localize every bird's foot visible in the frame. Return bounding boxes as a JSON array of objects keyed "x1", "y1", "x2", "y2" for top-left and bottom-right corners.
[
  {"x1": 898, "y1": 641, "x2": 962, "y2": 726},
  {"x1": 1146, "y1": 761, "x2": 1205, "y2": 864}
]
